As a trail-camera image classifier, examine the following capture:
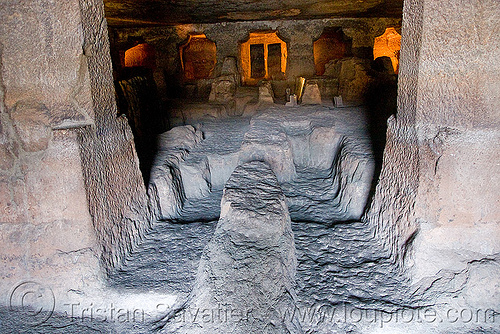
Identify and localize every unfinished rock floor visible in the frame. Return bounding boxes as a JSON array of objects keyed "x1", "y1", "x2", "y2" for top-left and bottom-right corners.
[
  {"x1": 0, "y1": 220, "x2": 412, "y2": 333},
  {"x1": 109, "y1": 221, "x2": 216, "y2": 295},
  {"x1": 109, "y1": 219, "x2": 411, "y2": 327},
  {"x1": 109, "y1": 105, "x2": 412, "y2": 332},
  {"x1": 4, "y1": 106, "x2": 495, "y2": 333},
  {"x1": 149, "y1": 105, "x2": 375, "y2": 223}
]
